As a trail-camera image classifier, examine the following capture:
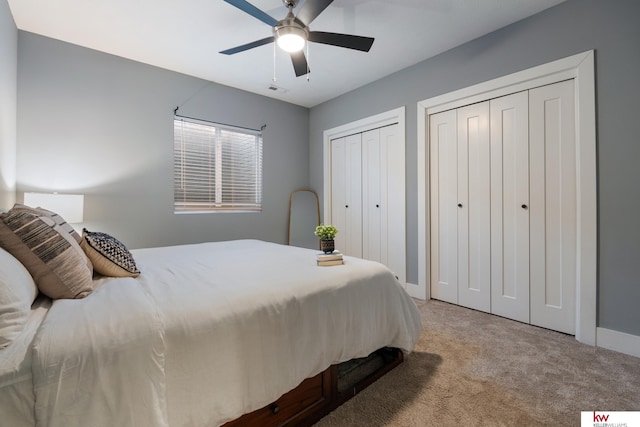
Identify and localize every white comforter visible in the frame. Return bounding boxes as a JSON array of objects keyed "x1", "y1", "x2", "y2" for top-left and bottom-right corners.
[{"x1": 31, "y1": 240, "x2": 422, "y2": 427}]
